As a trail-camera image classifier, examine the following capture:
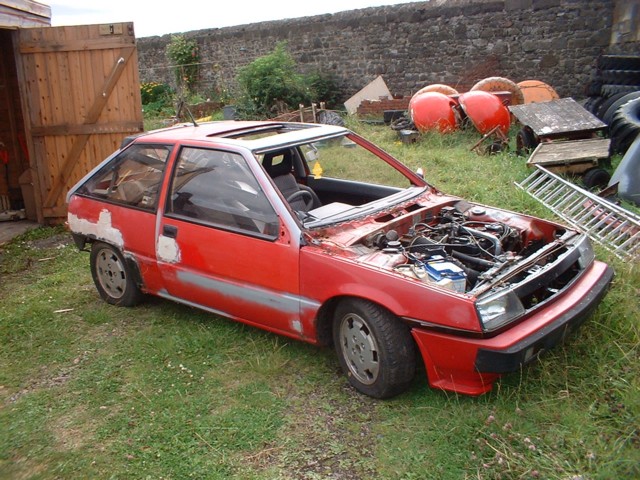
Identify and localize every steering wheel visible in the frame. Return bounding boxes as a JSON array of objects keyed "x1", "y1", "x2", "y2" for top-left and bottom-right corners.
[{"x1": 286, "y1": 189, "x2": 314, "y2": 211}]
